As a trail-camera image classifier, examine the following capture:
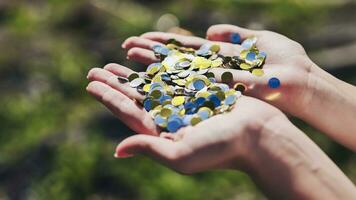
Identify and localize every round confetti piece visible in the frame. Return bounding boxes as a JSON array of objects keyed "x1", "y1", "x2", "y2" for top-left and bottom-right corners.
[
  {"x1": 167, "y1": 118, "x2": 183, "y2": 133},
  {"x1": 128, "y1": 73, "x2": 139, "y2": 82},
  {"x1": 221, "y1": 71, "x2": 233, "y2": 84},
  {"x1": 246, "y1": 52, "x2": 256, "y2": 62},
  {"x1": 208, "y1": 94, "x2": 221, "y2": 107},
  {"x1": 251, "y1": 69, "x2": 264, "y2": 77},
  {"x1": 117, "y1": 76, "x2": 129, "y2": 83},
  {"x1": 161, "y1": 108, "x2": 173, "y2": 118},
  {"x1": 230, "y1": 33, "x2": 241, "y2": 44},
  {"x1": 143, "y1": 99, "x2": 152, "y2": 111},
  {"x1": 210, "y1": 44, "x2": 220, "y2": 53},
  {"x1": 224, "y1": 95, "x2": 236, "y2": 105},
  {"x1": 233, "y1": 83, "x2": 246, "y2": 93},
  {"x1": 172, "y1": 96, "x2": 185, "y2": 106},
  {"x1": 268, "y1": 77, "x2": 281, "y2": 89},
  {"x1": 129, "y1": 78, "x2": 144, "y2": 88},
  {"x1": 193, "y1": 80, "x2": 205, "y2": 90},
  {"x1": 154, "y1": 115, "x2": 166, "y2": 127},
  {"x1": 240, "y1": 63, "x2": 252, "y2": 70},
  {"x1": 151, "y1": 89, "x2": 163, "y2": 99},
  {"x1": 190, "y1": 115, "x2": 202, "y2": 126}
]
